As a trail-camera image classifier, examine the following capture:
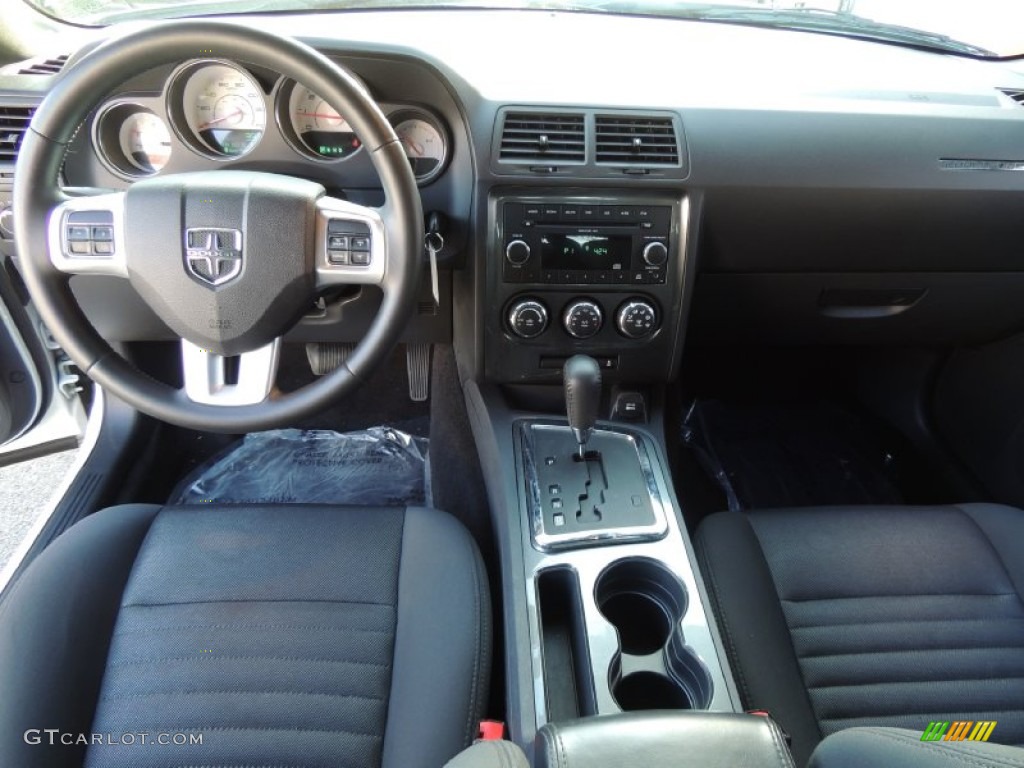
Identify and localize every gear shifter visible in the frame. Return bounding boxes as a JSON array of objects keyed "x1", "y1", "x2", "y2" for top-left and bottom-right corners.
[{"x1": 563, "y1": 355, "x2": 602, "y2": 458}]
